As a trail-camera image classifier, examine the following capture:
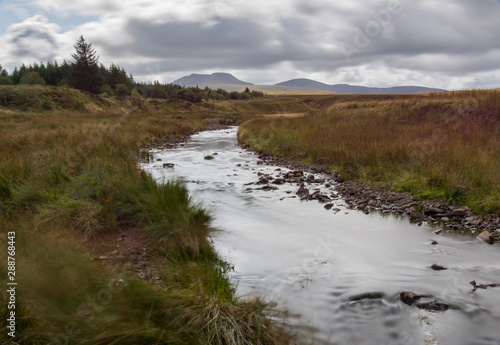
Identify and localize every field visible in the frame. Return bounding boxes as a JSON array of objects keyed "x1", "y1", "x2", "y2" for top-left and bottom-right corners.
[
  {"x1": 0, "y1": 86, "x2": 292, "y2": 344},
  {"x1": 239, "y1": 90, "x2": 500, "y2": 215}
]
